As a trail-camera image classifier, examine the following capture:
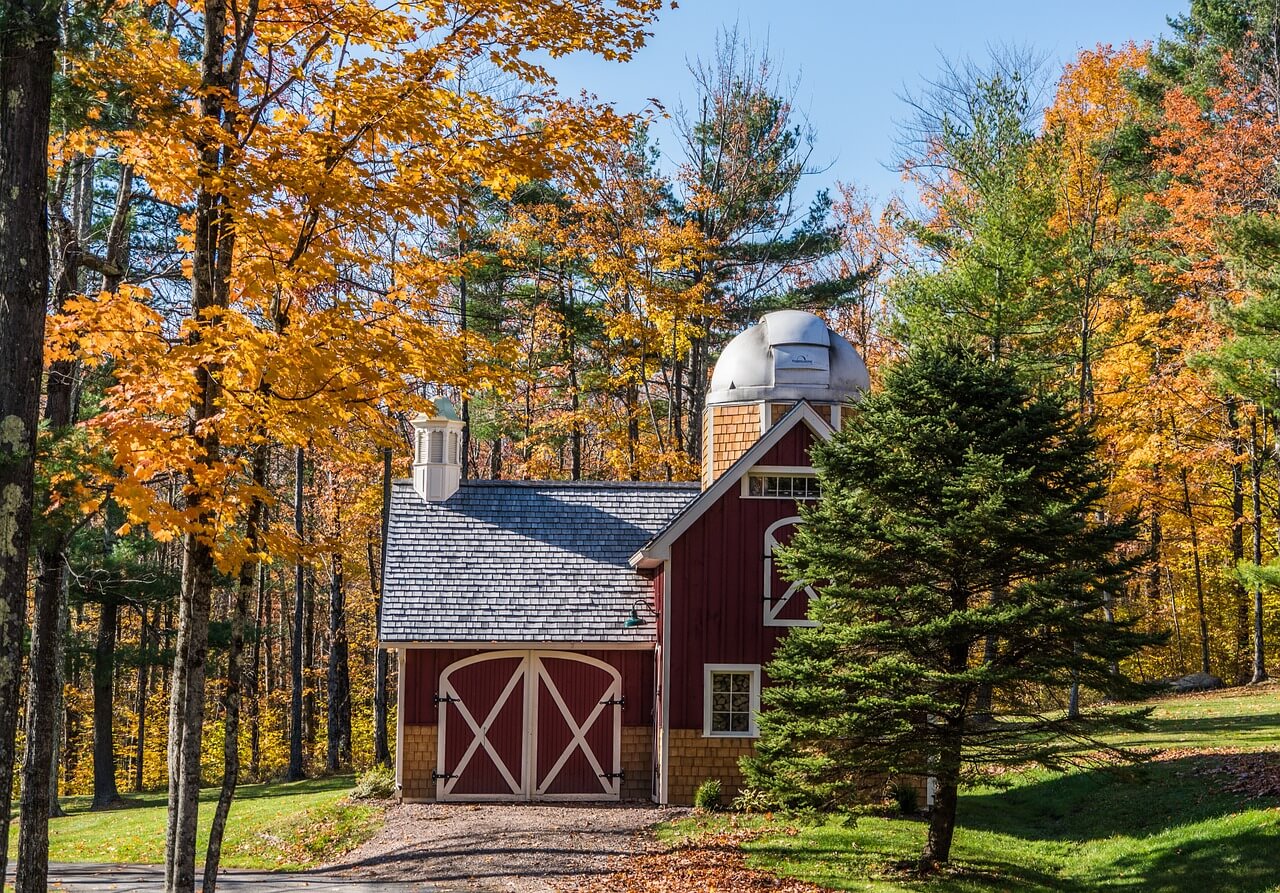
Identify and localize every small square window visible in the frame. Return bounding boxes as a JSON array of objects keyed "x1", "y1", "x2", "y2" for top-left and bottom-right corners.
[{"x1": 705, "y1": 666, "x2": 760, "y2": 737}]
